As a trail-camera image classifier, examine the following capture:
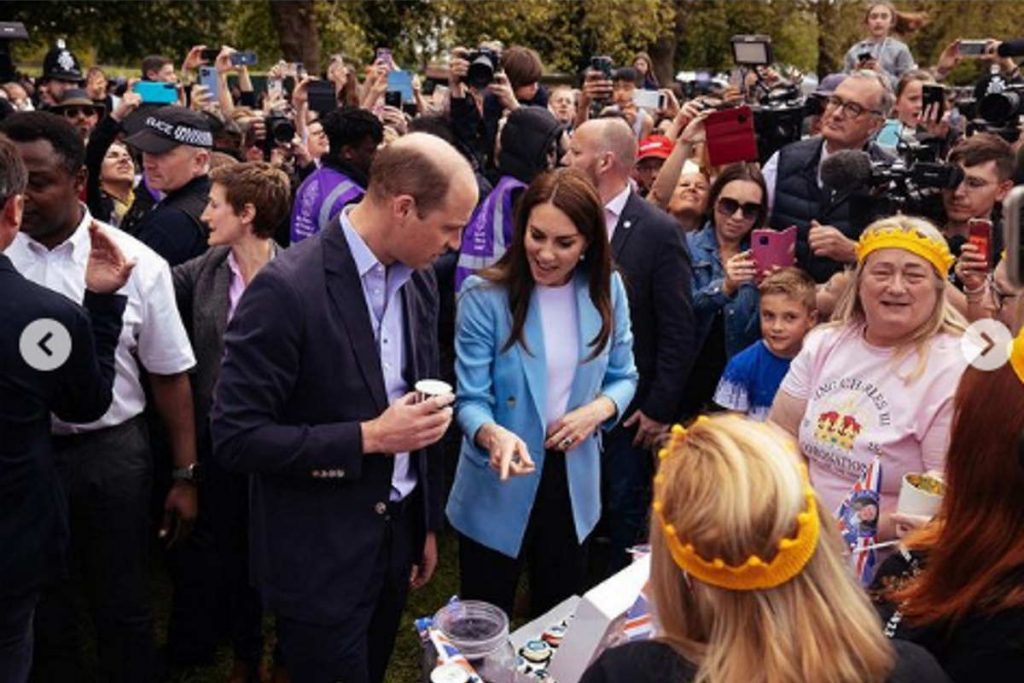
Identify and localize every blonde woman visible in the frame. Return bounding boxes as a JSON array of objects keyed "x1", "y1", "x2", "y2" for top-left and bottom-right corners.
[
  {"x1": 769, "y1": 216, "x2": 968, "y2": 541},
  {"x1": 580, "y1": 415, "x2": 949, "y2": 683}
]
